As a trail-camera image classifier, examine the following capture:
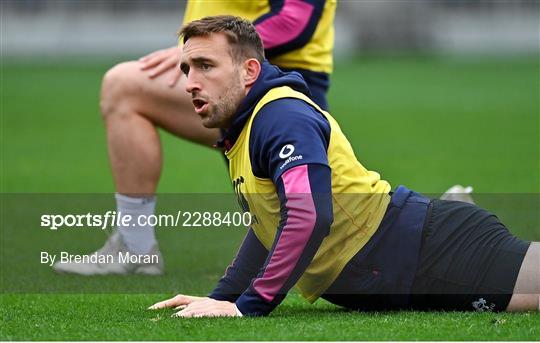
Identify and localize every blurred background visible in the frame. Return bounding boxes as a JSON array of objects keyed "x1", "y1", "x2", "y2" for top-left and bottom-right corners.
[{"x1": 3, "y1": 0, "x2": 539, "y2": 57}]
